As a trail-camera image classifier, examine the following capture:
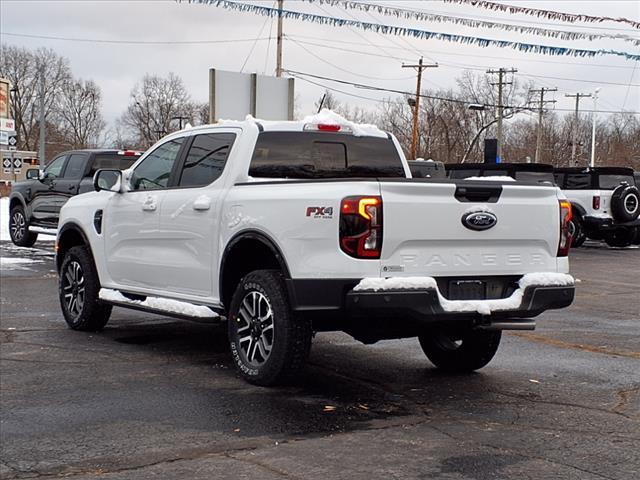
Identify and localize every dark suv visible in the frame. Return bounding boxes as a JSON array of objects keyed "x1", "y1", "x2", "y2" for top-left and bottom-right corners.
[{"x1": 8, "y1": 149, "x2": 142, "y2": 246}]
